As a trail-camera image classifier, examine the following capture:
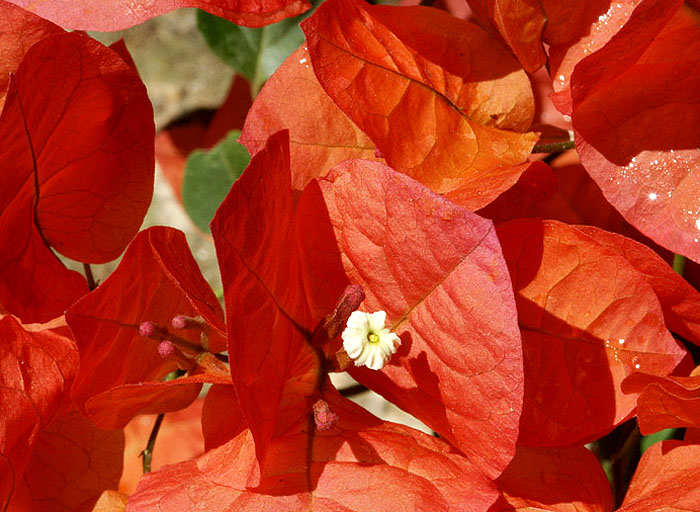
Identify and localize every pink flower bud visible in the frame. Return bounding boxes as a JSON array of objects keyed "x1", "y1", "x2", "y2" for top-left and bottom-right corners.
[
  {"x1": 313, "y1": 399, "x2": 338, "y2": 431},
  {"x1": 139, "y1": 321, "x2": 165, "y2": 340},
  {"x1": 171, "y1": 314, "x2": 206, "y2": 331},
  {"x1": 171, "y1": 315, "x2": 188, "y2": 330},
  {"x1": 157, "y1": 340, "x2": 176, "y2": 358}
]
